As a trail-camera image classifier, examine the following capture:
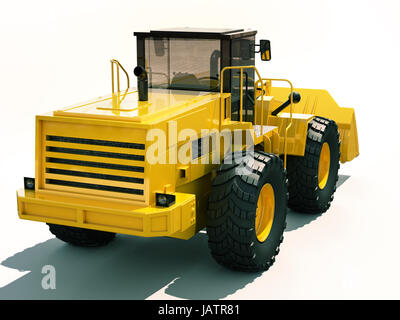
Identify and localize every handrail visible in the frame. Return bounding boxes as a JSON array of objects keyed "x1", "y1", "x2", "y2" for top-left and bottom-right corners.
[
  {"x1": 111, "y1": 59, "x2": 130, "y2": 109},
  {"x1": 219, "y1": 68, "x2": 294, "y2": 168},
  {"x1": 258, "y1": 78, "x2": 294, "y2": 168},
  {"x1": 219, "y1": 66, "x2": 265, "y2": 132}
]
